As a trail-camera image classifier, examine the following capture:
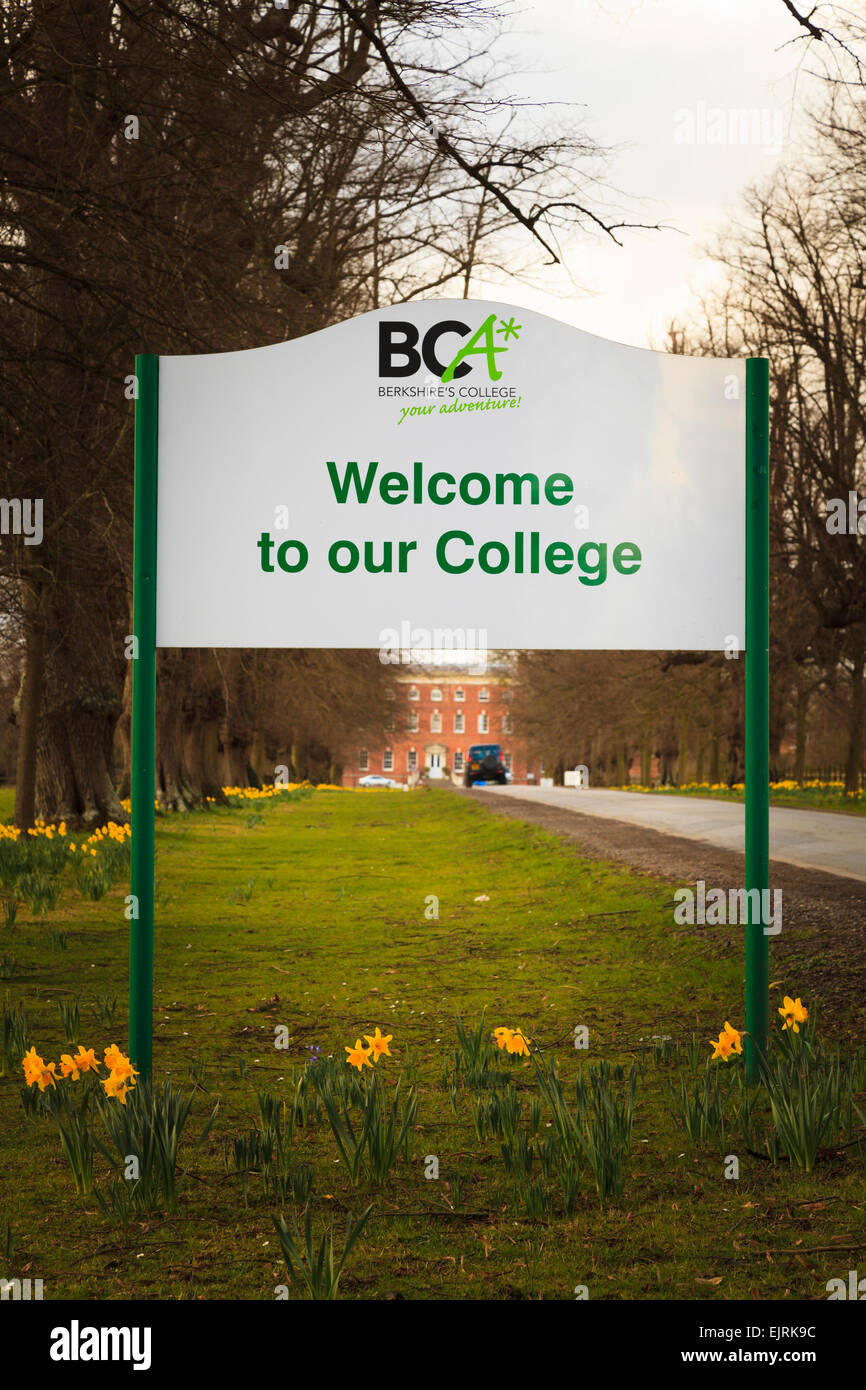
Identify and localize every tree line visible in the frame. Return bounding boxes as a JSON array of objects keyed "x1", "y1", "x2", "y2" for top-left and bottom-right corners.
[
  {"x1": 2, "y1": 0, "x2": 861, "y2": 821},
  {"x1": 517, "y1": 22, "x2": 866, "y2": 791},
  {"x1": 0, "y1": 0, "x2": 650, "y2": 826}
]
